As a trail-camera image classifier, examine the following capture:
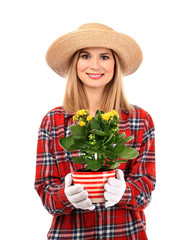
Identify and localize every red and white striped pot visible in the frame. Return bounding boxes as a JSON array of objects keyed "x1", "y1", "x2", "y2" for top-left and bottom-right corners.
[{"x1": 72, "y1": 170, "x2": 116, "y2": 203}]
